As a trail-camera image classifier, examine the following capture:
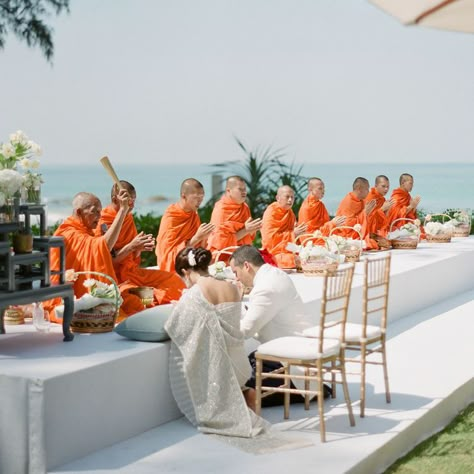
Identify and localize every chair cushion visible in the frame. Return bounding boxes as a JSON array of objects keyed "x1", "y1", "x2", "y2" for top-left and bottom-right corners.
[
  {"x1": 113, "y1": 304, "x2": 174, "y2": 342},
  {"x1": 257, "y1": 336, "x2": 340, "y2": 360},
  {"x1": 303, "y1": 323, "x2": 382, "y2": 343}
]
